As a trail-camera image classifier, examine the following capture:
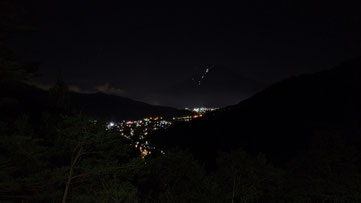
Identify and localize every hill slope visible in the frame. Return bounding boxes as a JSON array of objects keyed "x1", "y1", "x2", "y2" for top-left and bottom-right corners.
[
  {"x1": 70, "y1": 92, "x2": 192, "y2": 120},
  {"x1": 0, "y1": 83, "x2": 192, "y2": 121},
  {"x1": 162, "y1": 65, "x2": 264, "y2": 107},
  {"x1": 151, "y1": 58, "x2": 361, "y2": 163}
]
